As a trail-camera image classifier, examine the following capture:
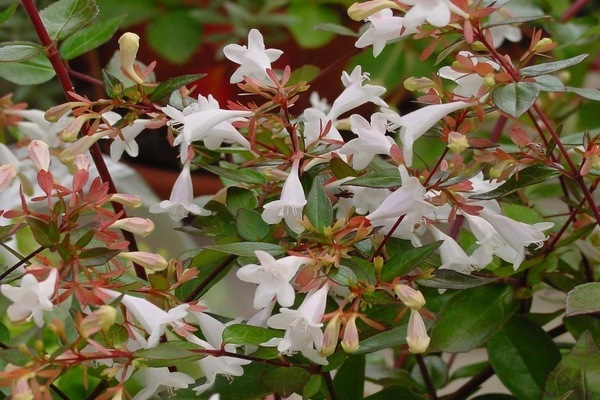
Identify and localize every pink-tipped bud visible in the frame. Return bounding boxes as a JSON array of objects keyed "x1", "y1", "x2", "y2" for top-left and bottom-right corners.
[
  {"x1": 320, "y1": 312, "x2": 342, "y2": 356},
  {"x1": 59, "y1": 131, "x2": 106, "y2": 165},
  {"x1": 0, "y1": 164, "x2": 17, "y2": 193},
  {"x1": 394, "y1": 284, "x2": 426, "y2": 310},
  {"x1": 74, "y1": 154, "x2": 90, "y2": 171},
  {"x1": 341, "y1": 314, "x2": 360, "y2": 353},
  {"x1": 119, "y1": 251, "x2": 168, "y2": 271},
  {"x1": 118, "y1": 32, "x2": 144, "y2": 85},
  {"x1": 80, "y1": 305, "x2": 116, "y2": 338},
  {"x1": 109, "y1": 193, "x2": 142, "y2": 208},
  {"x1": 347, "y1": 0, "x2": 401, "y2": 21},
  {"x1": 407, "y1": 309, "x2": 430, "y2": 354},
  {"x1": 109, "y1": 217, "x2": 155, "y2": 237},
  {"x1": 44, "y1": 102, "x2": 83, "y2": 122},
  {"x1": 28, "y1": 140, "x2": 50, "y2": 171}
]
